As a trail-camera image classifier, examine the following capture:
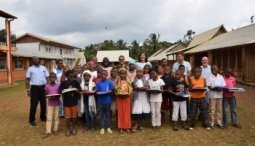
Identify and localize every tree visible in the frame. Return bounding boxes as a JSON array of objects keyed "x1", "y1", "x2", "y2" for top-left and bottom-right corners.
[
  {"x1": 130, "y1": 40, "x2": 142, "y2": 60},
  {"x1": 115, "y1": 39, "x2": 127, "y2": 50},
  {"x1": 183, "y1": 30, "x2": 195, "y2": 44},
  {"x1": 144, "y1": 33, "x2": 161, "y2": 56},
  {"x1": 0, "y1": 29, "x2": 16, "y2": 43}
]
